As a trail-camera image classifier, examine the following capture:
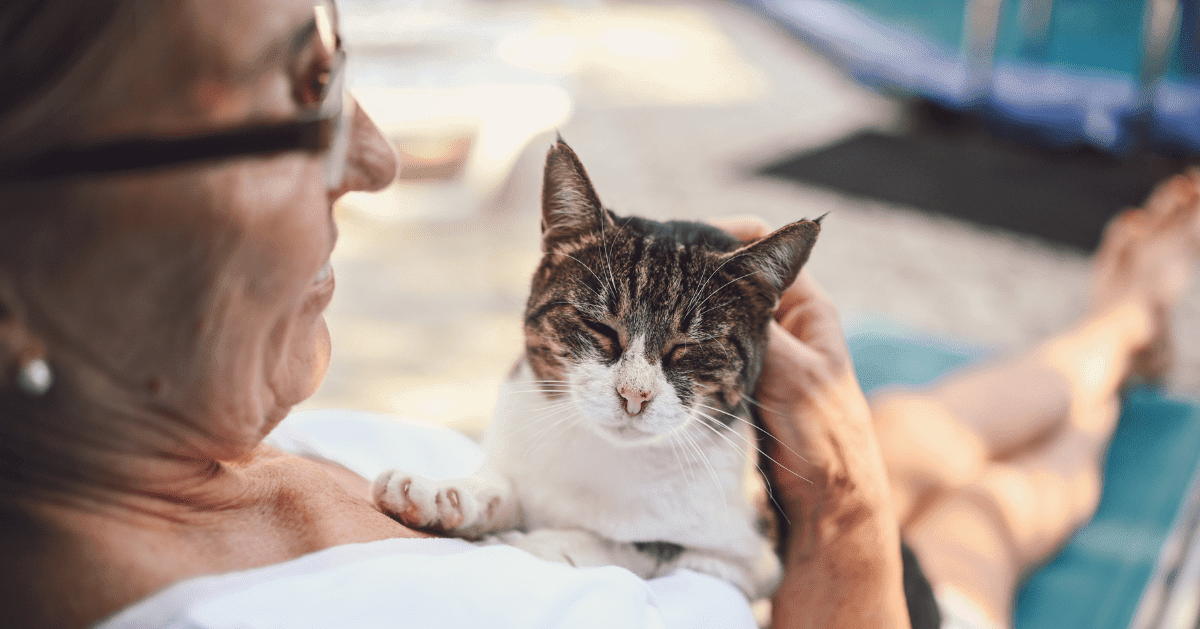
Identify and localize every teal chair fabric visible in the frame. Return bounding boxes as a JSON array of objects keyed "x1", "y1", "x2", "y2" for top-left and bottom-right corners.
[{"x1": 848, "y1": 329, "x2": 1200, "y2": 629}]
